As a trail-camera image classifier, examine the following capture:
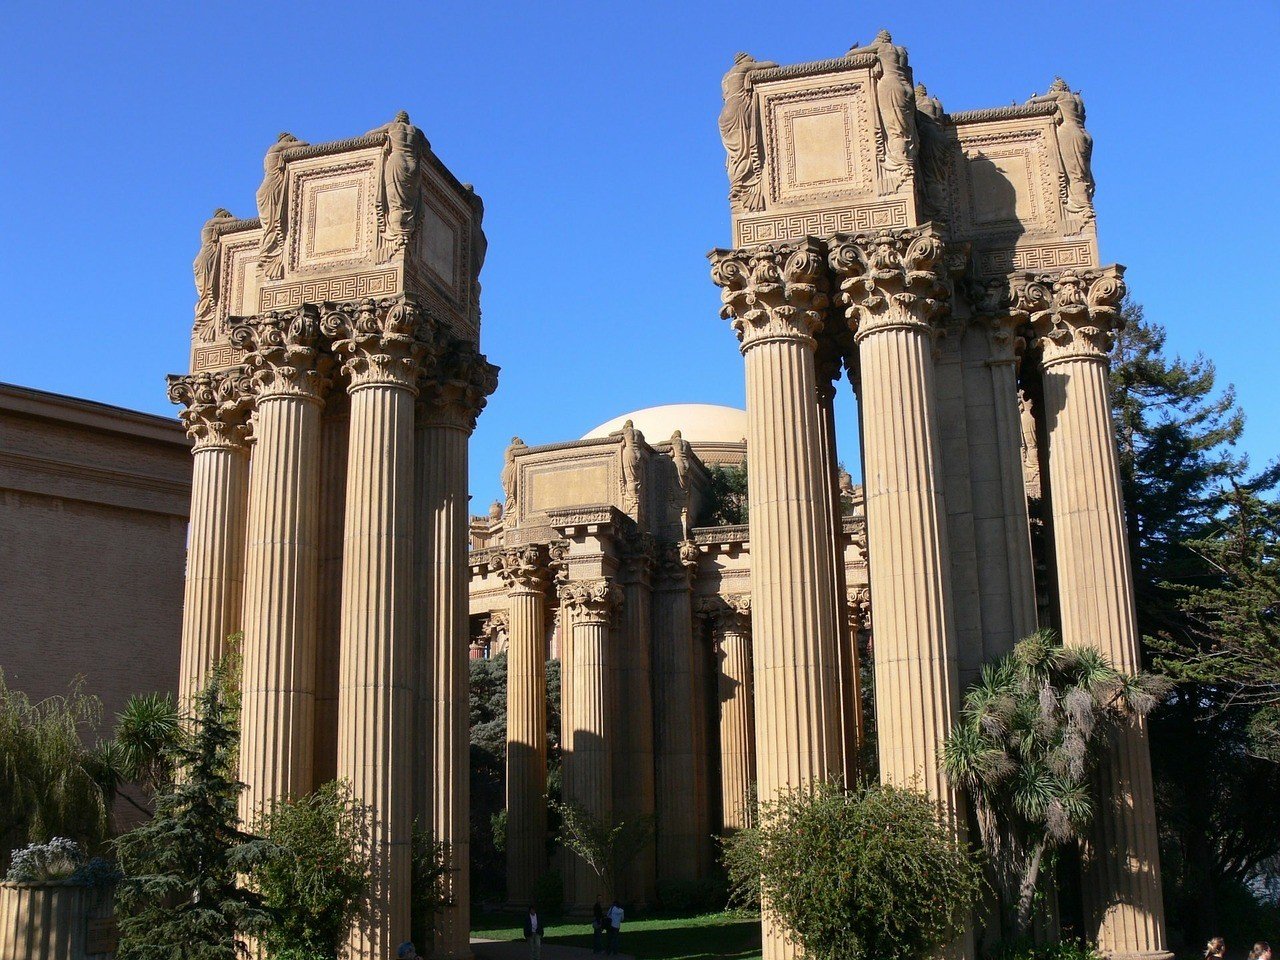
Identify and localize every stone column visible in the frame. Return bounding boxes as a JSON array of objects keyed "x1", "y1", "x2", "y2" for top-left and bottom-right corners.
[
  {"x1": 614, "y1": 531, "x2": 657, "y2": 906},
  {"x1": 698, "y1": 595, "x2": 755, "y2": 831},
  {"x1": 494, "y1": 545, "x2": 551, "y2": 908},
  {"x1": 828, "y1": 228, "x2": 963, "y2": 822},
  {"x1": 651, "y1": 541, "x2": 707, "y2": 884},
  {"x1": 166, "y1": 369, "x2": 252, "y2": 703},
  {"x1": 560, "y1": 578, "x2": 621, "y2": 911},
  {"x1": 414, "y1": 336, "x2": 498, "y2": 958},
  {"x1": 1032, "y1": 269, "x2": 1169, "y2": 960},
  {"x1": 968, "y1": 279, "x2": 1043, "y2": 650},
  {"x1": 710, "y1": 240, "x2": 844, "y2": 960},
  {"x1": 231, "y1": 308, "x2": 330, "y2": 821},
  {"x1": 815, "y1": 337, "x2": 862, "y2": 779},
  {"x1": 324, "y1": 298, "x2": 425, "y2": 960}
]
